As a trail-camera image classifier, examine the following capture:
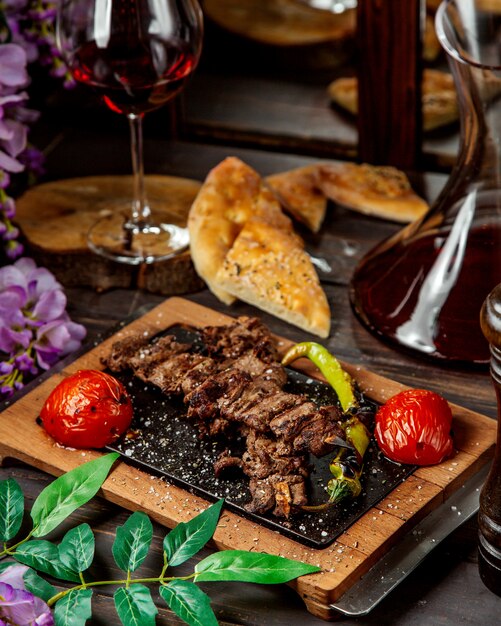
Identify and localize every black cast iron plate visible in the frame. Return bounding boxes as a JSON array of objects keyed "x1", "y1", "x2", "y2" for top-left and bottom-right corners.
[{"x1": 107, "y1": 325, "x2": 415, "y2": 549}]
